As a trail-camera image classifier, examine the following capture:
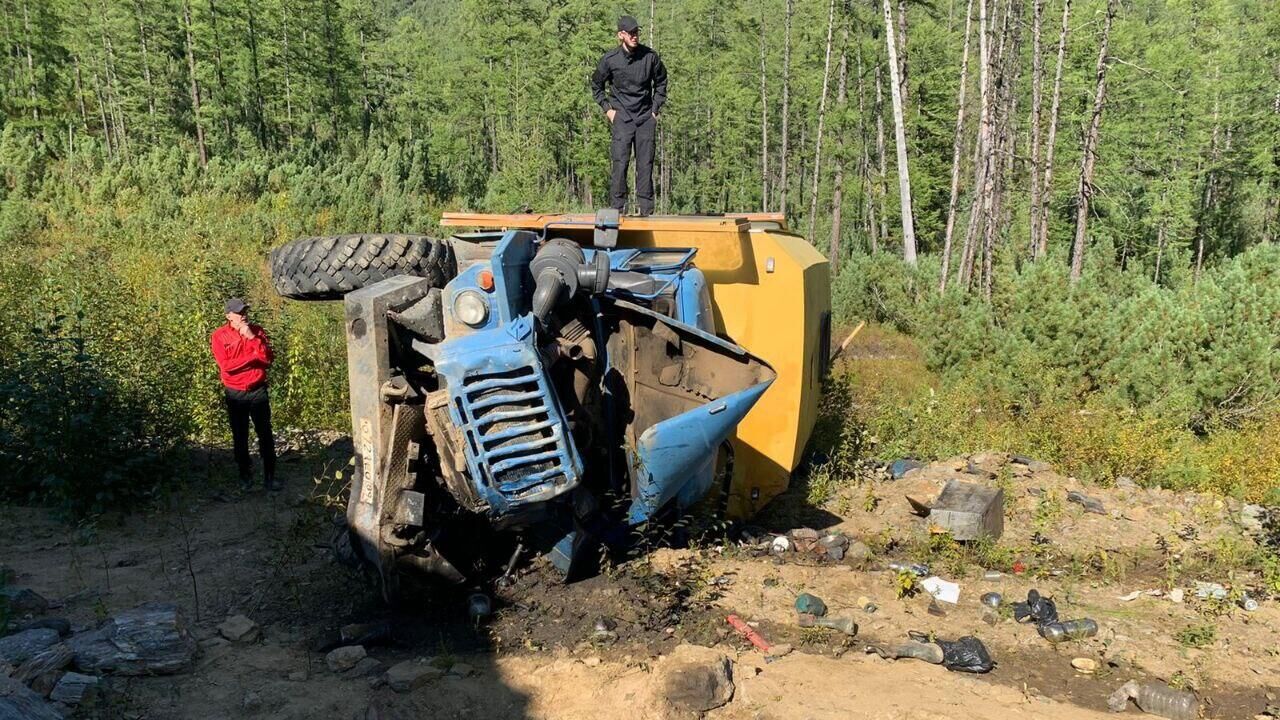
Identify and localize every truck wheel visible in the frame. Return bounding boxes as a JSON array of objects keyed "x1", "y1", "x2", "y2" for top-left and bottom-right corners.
[{"x1": 269, "y1": 234, "x2": 455, "y2": 300}]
